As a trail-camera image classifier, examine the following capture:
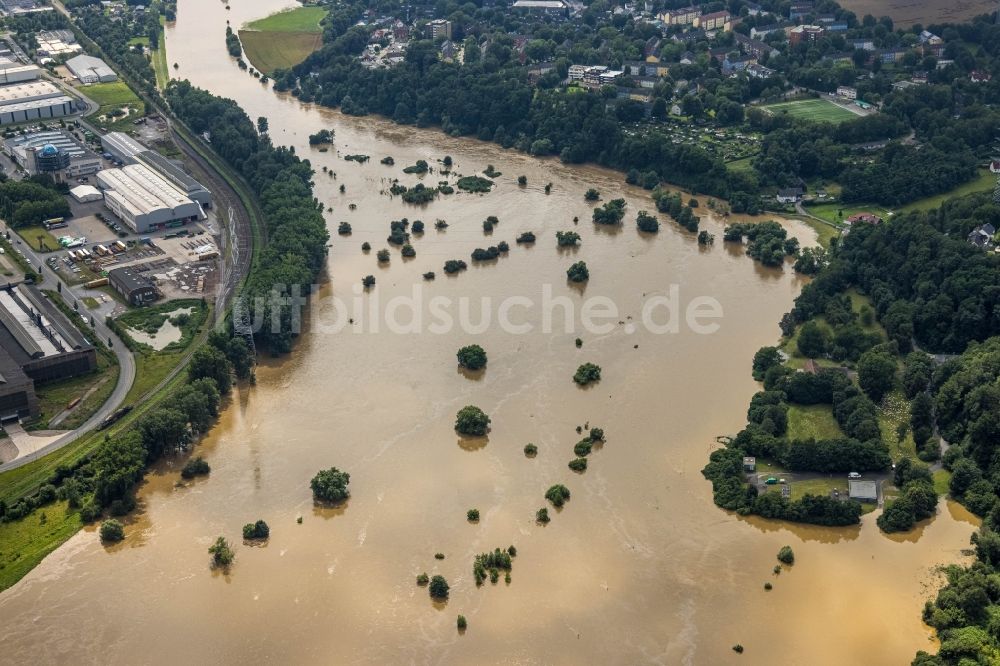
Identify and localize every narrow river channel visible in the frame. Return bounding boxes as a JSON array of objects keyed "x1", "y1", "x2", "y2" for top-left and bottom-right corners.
[{"x1": 0, "y1": 1, "x2": 980, "y2": 663}]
